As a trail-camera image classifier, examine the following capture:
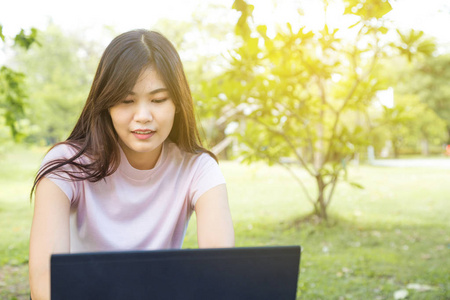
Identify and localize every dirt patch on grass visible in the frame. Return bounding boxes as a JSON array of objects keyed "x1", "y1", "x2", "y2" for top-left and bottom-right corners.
[{"x1": 0, "y1": 264, "x2": 29, "y2": 300}]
